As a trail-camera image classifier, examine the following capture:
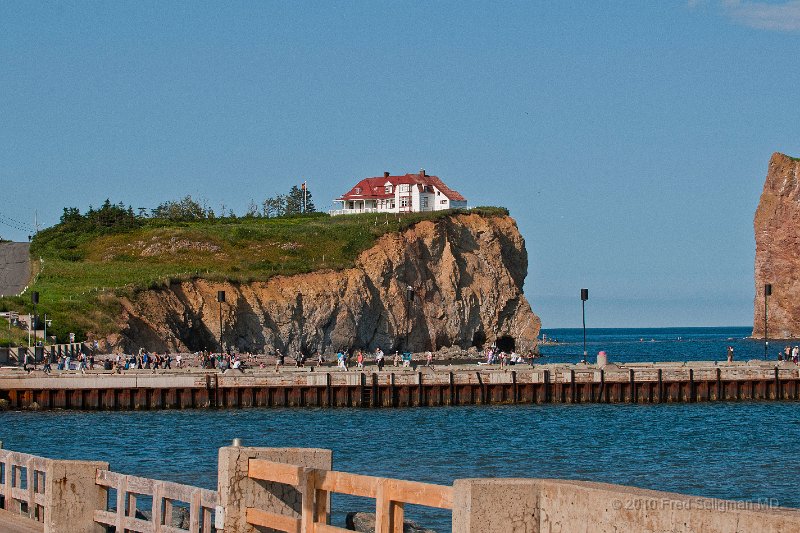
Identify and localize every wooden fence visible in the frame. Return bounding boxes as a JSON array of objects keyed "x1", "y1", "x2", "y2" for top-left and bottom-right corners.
[{"x1": 245, "y1": 459, "x2": 453, "y2": 533}]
